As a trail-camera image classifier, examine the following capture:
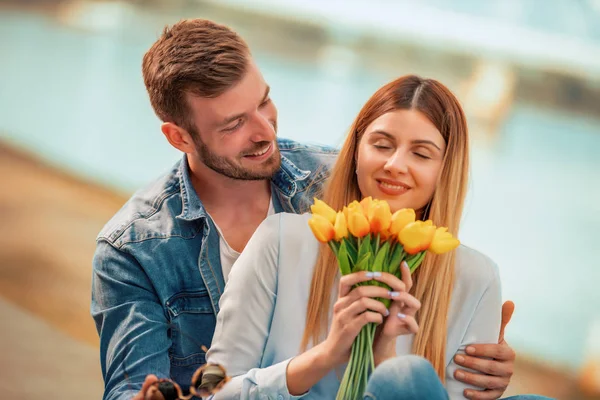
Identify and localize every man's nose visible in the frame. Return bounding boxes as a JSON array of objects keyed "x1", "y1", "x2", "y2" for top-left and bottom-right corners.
[{"x1": 249, "y1": 112, "x2": 276, "y2": 142}]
